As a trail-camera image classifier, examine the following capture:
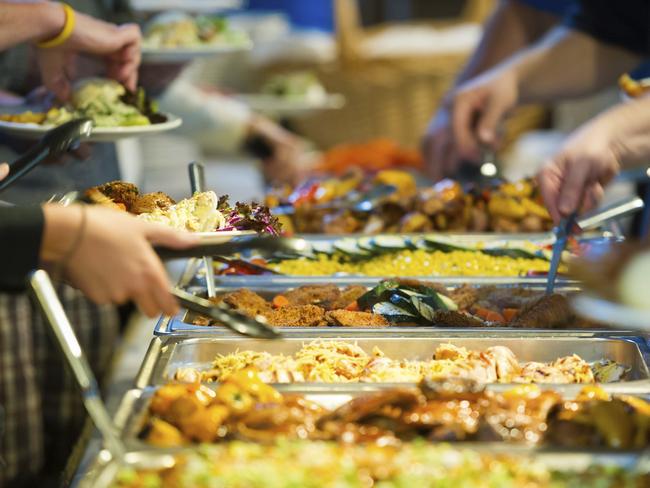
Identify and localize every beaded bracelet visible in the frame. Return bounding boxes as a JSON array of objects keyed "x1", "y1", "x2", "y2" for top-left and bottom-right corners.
[{"x1": 37, "y1": 3, "x2": 76, "y2": 49}]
